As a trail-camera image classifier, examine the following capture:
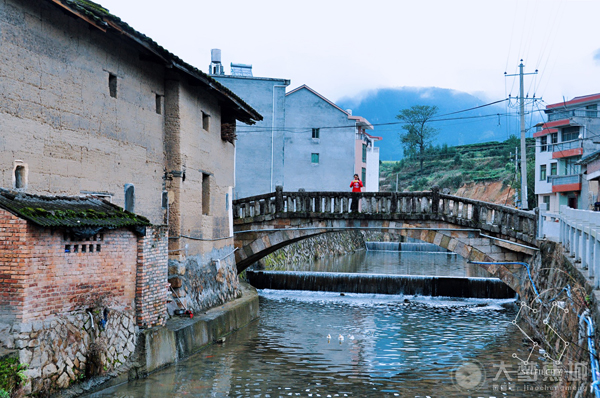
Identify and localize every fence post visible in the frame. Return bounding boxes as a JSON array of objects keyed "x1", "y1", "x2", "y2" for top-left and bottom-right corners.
[
  {"x1": 537, "y1": 203, "x2": 546, "y2": 239},
  {"x1": 431, "y1": 185, "x2": 439, "y2": 214},
  {"x1": 275, "y1": 185, "x2": 283, "y2": 213}
]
